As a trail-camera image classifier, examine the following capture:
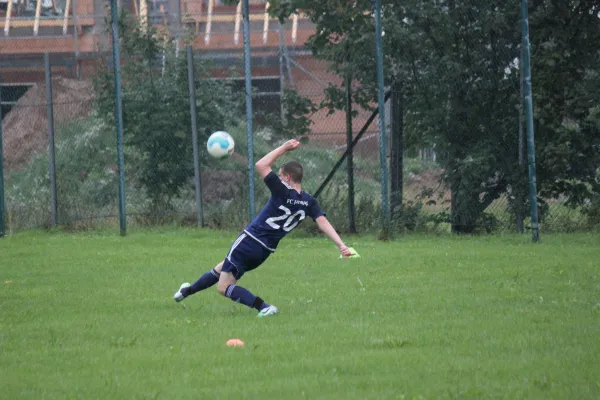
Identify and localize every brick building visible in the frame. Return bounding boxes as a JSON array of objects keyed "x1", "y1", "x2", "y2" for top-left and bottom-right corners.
[{"x1": 1, "y1": 0, "x2": 379, "y2": 147}]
